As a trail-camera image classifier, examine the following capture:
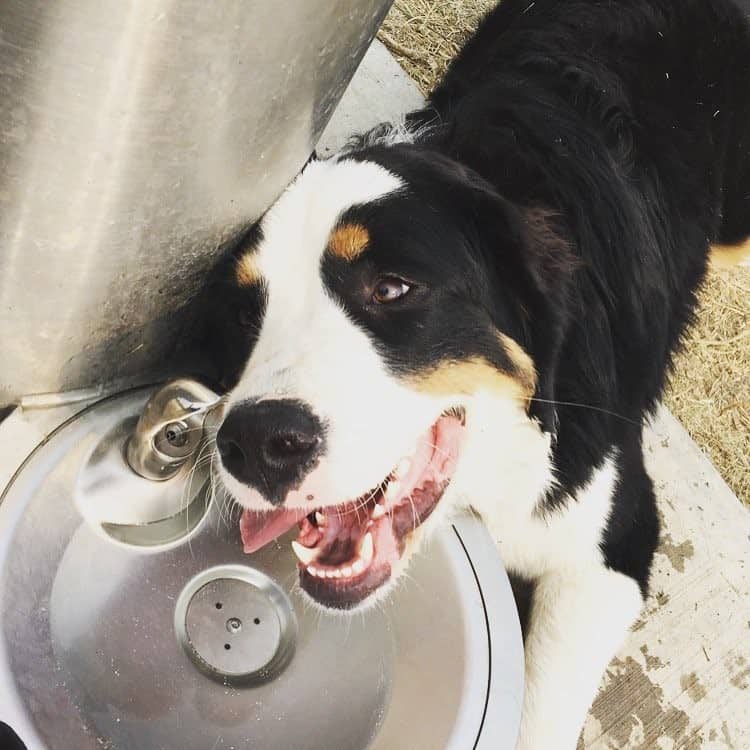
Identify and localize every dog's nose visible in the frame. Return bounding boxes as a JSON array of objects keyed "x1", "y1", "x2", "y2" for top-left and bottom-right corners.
[{"x1": 217, "y1": 399, "x2": 324, "y2": 504}]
